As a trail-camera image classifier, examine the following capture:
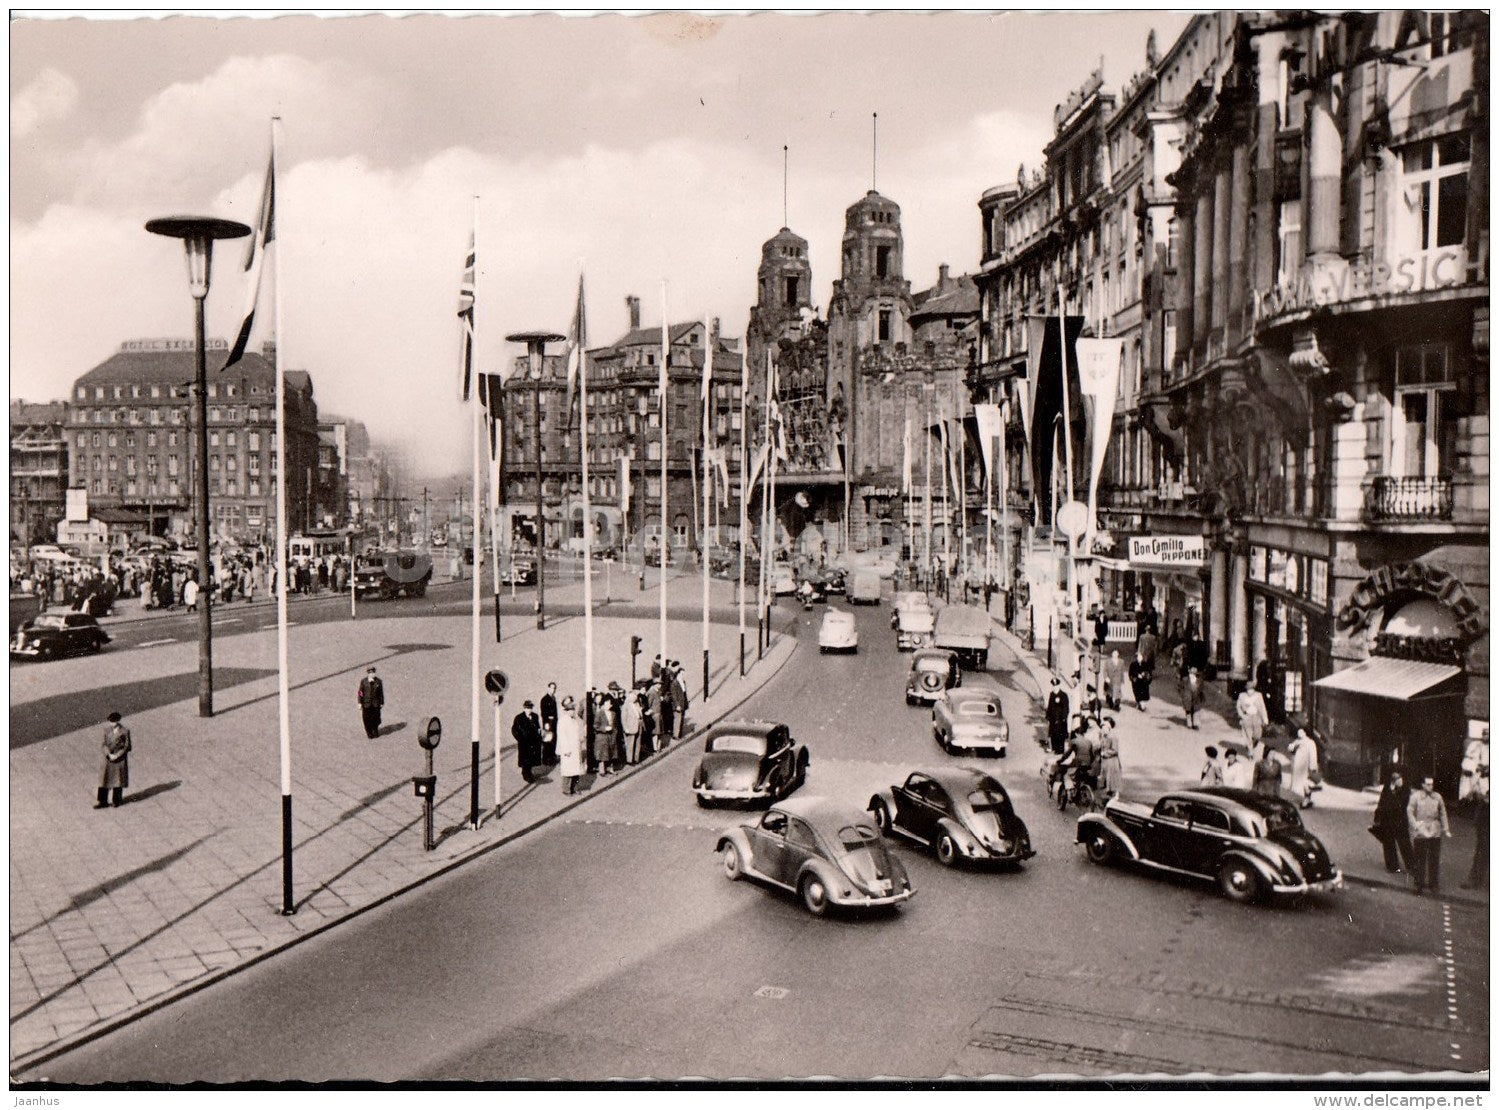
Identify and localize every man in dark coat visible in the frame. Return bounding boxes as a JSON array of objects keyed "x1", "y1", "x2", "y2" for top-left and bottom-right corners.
[
  {"x1": 511, "y1": 700, "x2": 543, "y2": 783},
  {"x1": 669, "y1": 664, "x2": 689, "y2": 738},
  {"x1": 1045, "y1": 678, "x2": 1070, "y2": 754},
  {"x1": 1128, "y1": 650, "x2": 1153, "y2": 710},
  {"x1": 1371, "y1": 769, "x2": 1414, "y2": 874},
  {"x1": 539, "y1": 683, "x2": 559, "y2": 765},
  {"x1": 96, "y1": 711, "x2": 132, "y2": 809},
  {"x1": 658, "y1": 671, "x2": 676, "y2": 744},
  {"x1": 357, "y1": 666, "x2": 385, "y2": 739}
]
